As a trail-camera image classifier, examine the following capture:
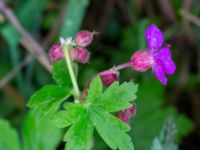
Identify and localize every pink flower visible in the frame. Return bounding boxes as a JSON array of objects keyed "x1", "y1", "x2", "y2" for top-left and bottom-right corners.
[
  {"x1": 130, "y1": 24, "x2": 176, "y2": 85},
  {"x1": 145, "y1": 24, "x2": 176, "y2": 85}
]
